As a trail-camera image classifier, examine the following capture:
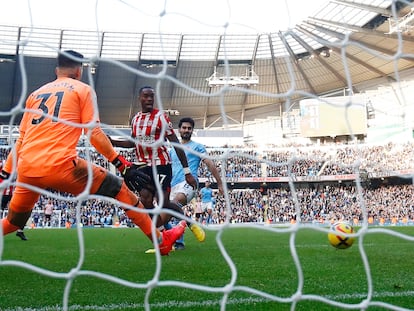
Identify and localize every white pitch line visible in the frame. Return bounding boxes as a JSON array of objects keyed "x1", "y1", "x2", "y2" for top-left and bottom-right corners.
[{"x1": 3, "y1": 290, "x2": 414, "y2": 311}]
